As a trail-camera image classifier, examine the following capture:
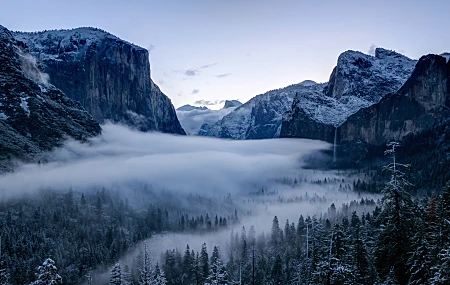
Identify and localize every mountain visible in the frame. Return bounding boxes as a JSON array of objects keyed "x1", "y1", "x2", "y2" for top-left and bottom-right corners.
[
  {"x1": 223, "y1": 100, "x2": 242, "y2": 108},
  {"x1": 14, "y1": 27, "x2": 185, "y2": 135},
  {"x1": 280, "y1": 48, "x2": 417, "y2": 142},
  {"x1": 0, "y1": 25, "x2": 101, "y2": 171},
  {"x1": 338, "y1": 53, "x2": 450, "y2": 164},
  {"x1": 198, "y1": 80, "x2": 319, "y2": 139},
  {"x1": 177, "y1": 104, "x2": 209, "y2": 111}
]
